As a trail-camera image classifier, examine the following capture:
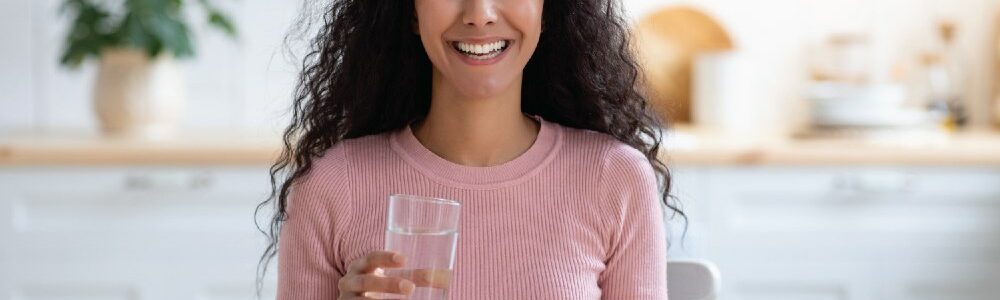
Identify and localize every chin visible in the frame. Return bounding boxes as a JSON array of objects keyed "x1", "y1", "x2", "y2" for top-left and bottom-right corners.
[{"x1": 457, "y1": 79, "x2": 511, "y2": 99}]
